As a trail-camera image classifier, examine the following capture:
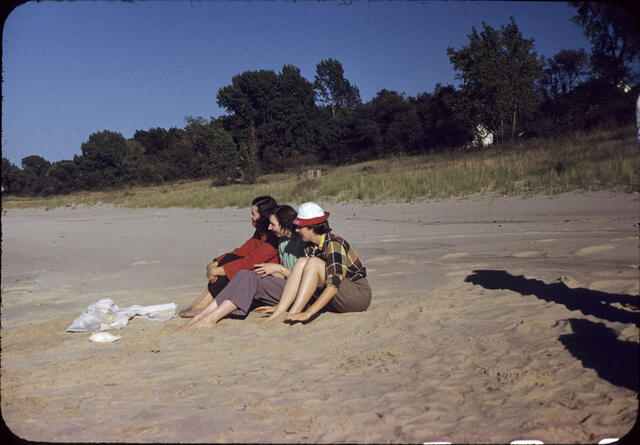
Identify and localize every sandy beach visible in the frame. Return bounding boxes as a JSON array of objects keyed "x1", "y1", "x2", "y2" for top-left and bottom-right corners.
[{"x1": 1, "y1": 192, "x2": 638, "y2": 443}]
